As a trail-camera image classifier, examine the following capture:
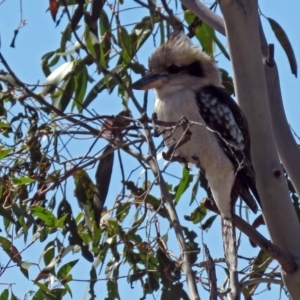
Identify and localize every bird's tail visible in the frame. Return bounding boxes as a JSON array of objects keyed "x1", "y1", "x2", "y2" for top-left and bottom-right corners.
[
  {"x1": 222, "y1": 218, "x2": 240, "y2": 299},
  {"x1": 222, "y1": 218, "x2": 237, "y2": 271}
]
